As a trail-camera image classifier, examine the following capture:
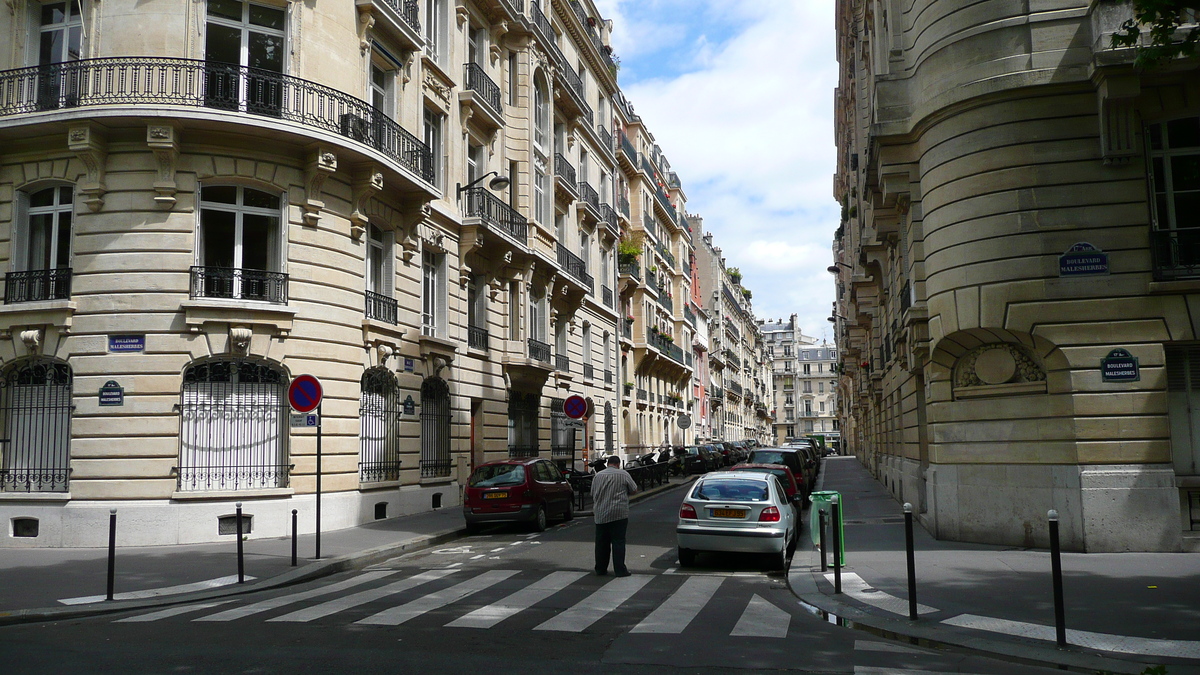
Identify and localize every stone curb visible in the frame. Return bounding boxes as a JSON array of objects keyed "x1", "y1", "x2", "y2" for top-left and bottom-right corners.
[
  {"x1": 785, "y1": 544, "x2": 1158, "y2": 674},
  {"x1": 0, "y1": 476, "x2": 694, "y2": 628}
]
